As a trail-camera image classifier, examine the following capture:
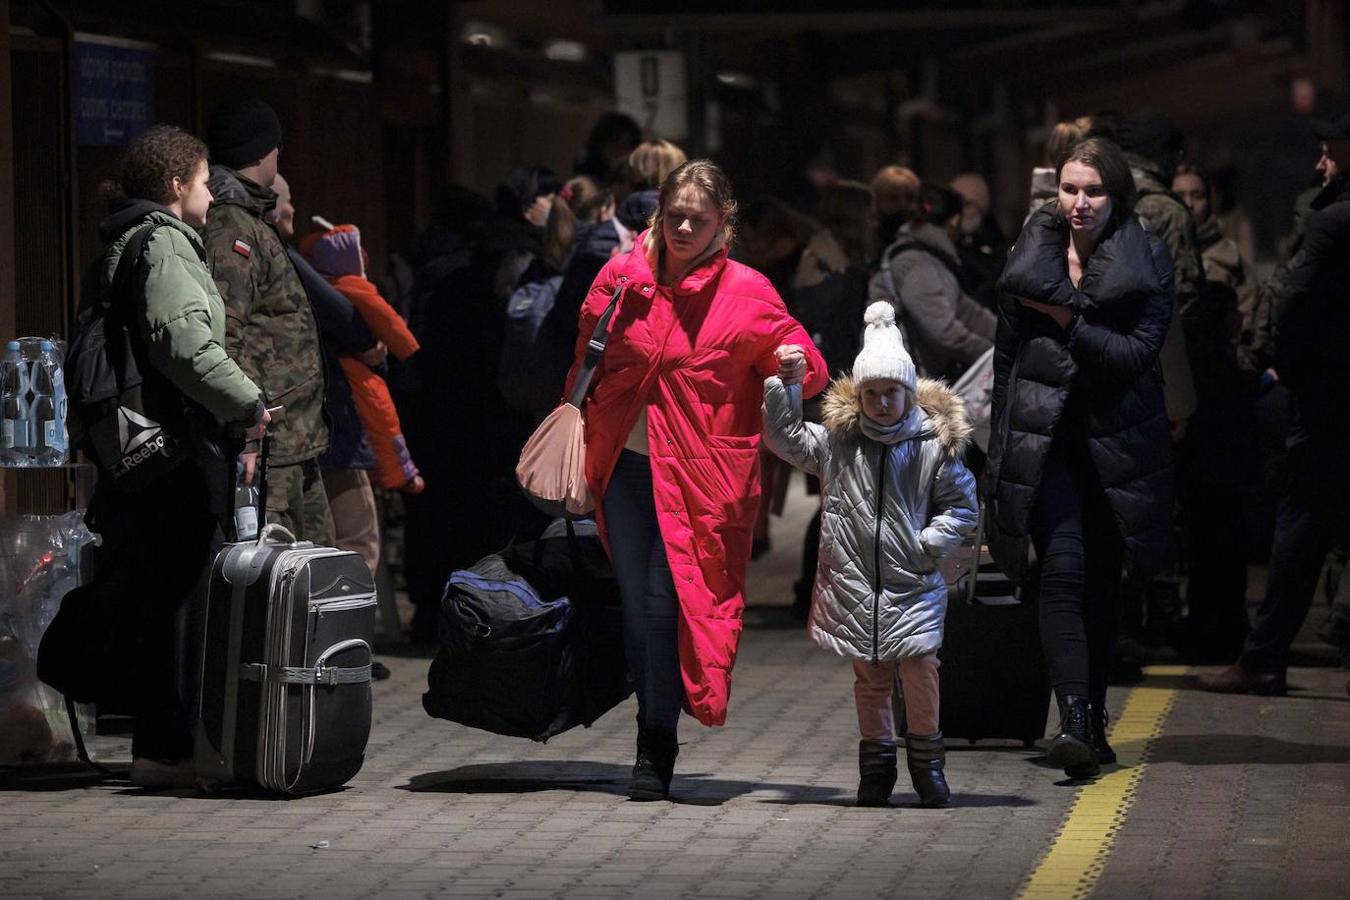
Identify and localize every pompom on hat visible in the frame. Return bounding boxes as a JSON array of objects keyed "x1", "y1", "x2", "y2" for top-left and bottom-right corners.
[{"x1": 852, "y1": 301, "x2": 916, "y2": 393}]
